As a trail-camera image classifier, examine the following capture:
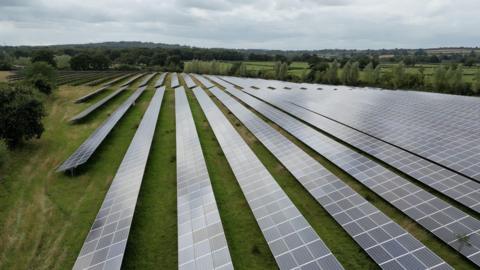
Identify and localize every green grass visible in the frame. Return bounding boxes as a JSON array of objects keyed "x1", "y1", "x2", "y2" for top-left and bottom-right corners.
[
  {"x1": 122, "y1": 75, "x2": 178, "y2": 269},
  {"x1": 0, "y1": 77, "x2": 154, "y2": 269}
]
